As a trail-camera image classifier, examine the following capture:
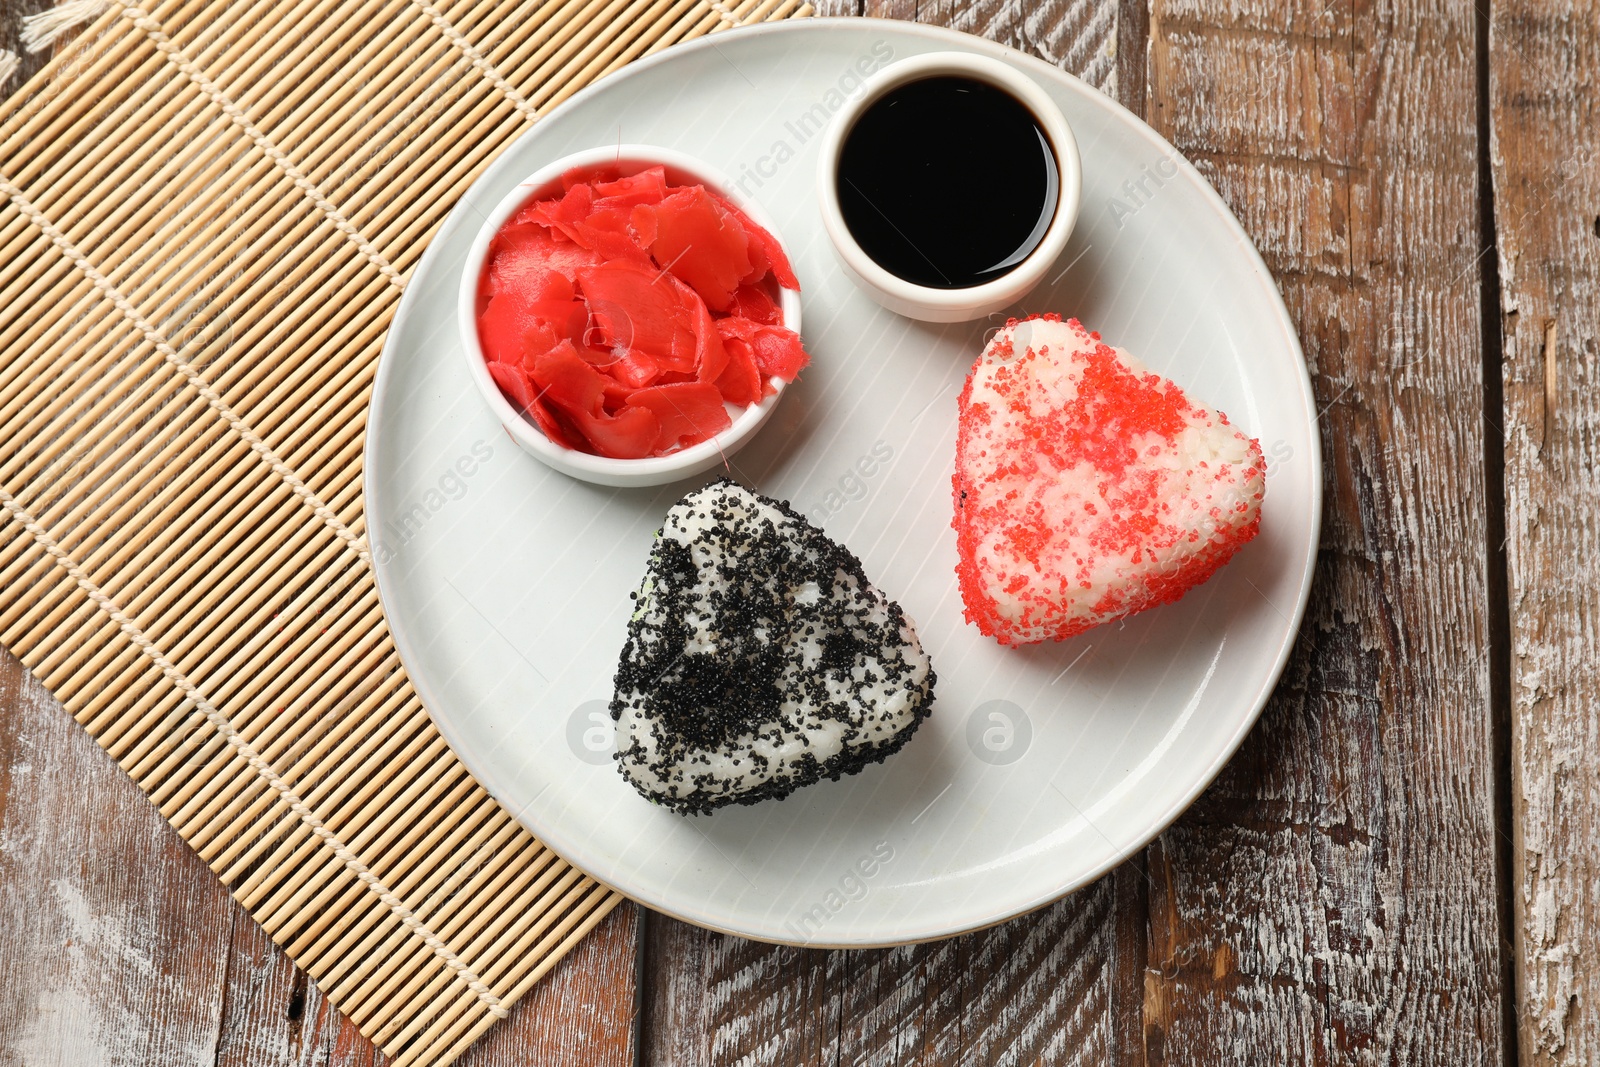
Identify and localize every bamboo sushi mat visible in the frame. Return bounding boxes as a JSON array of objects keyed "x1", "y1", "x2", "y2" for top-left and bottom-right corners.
[{"x1": 0, "y1": 0, "x2": 811, "y2": 1062}]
